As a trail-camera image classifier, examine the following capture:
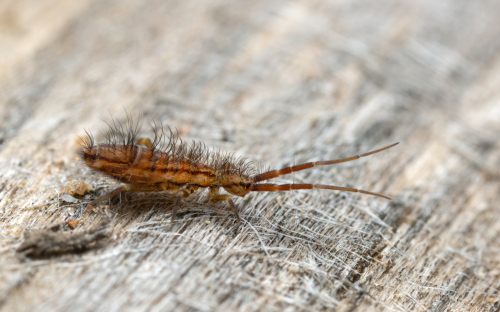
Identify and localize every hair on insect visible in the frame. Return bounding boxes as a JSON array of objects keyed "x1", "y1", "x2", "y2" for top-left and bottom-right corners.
[
  {"x1": 83, "y1": 114, "x2": 255, "y2": 177},
  {"x1": 78, "y1": 114, "x2": 399, "y2": 223}
]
